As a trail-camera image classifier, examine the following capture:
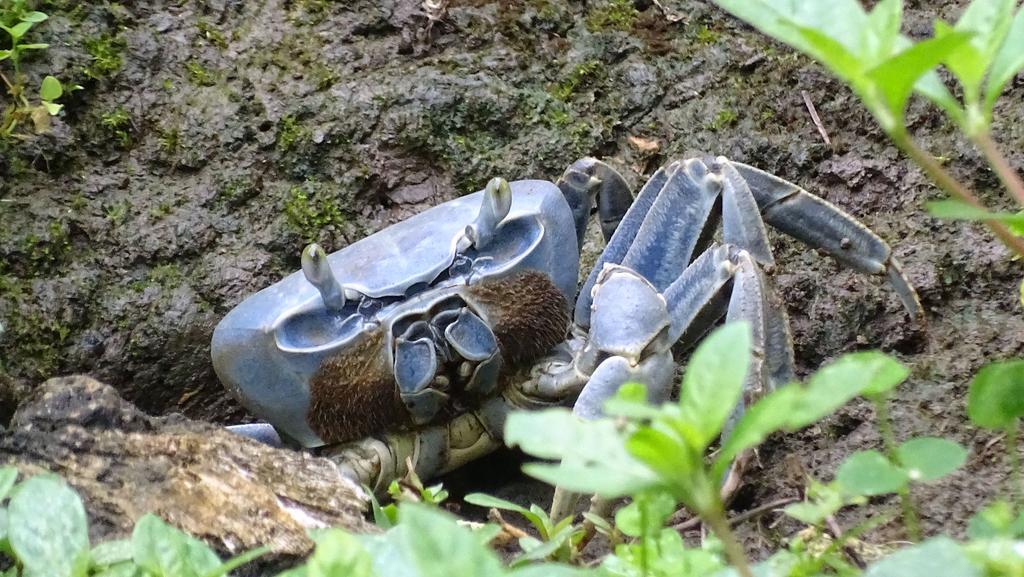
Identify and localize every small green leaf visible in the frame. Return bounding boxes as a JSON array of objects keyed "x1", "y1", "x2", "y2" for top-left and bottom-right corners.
[
  {"x1": 792, "y1": 351, "x2": 907, "y2": 422},
  {"x1": 678, "y1": 322, "x2": 752, "y2": 451},
  {"x1": 464, "y1": 493, "x2": 548, "y2": 536},
  {"x1": 304, "y1": 530, "x2": 373, "y2": 577},
  {"x1": 40, "y1": 75, "x2": 63, "y2": 101},
  {"x1": 21, "y1": 12, "x2": 49, "y2": 23},
  {"x1": 91, "y1": 539, "x2": 134, "y2": 566},
  {"x1": 8, "y1": 475, "x2": 90, "y2": 577},
  {"x1": 926, "y1": 199, "x2": 1024, "y2": 225},
  {"x1": 783, "y1": 481, "x2": 845, "y2": 525},
  {"x1": 986, "y1": 6, "x2": 1024, "y2": 112},
  {"x1": 896, "y1": 437, "x2": 967, "y2": 482},
  {"x1": 836, "y1": 450, "x2": 908, "y2": 496},
  {"x1": 949, "y1": 0, "x2": 1017, "y2": 102},
  {"x1": 18, "y1": 43, "x2": 49, "y2": 50},
  {"x1": 866, "y1": 32, "x2": 972, "y2": 124},
  {"x1": 967, "y1": 500, "x2": 1024, "y2": 539},
  {"x1": 712, "y1": 385, "x2": 801, "y2": 480},
  {"x1": 132, "y1": 514, "x2": 221, "y2": 577},
  {"x1": 506, "y1": 409, "x2": 660, "y2": 498},
  {"x1": 613, "y1": 491, "x2": 676, "y2": 538},
  {"x1": 967, "y1": 359, "x2": 1024, "y2": 429},
  {"x1": 0, "y1": 50, "x2": 10, "y2": 61},
  {"x1": 8, "y1": 21, "x2": 32, "y2": 39},
  {"x1": 864, "y1": 537, "x2": 980, "y2": 577}
]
